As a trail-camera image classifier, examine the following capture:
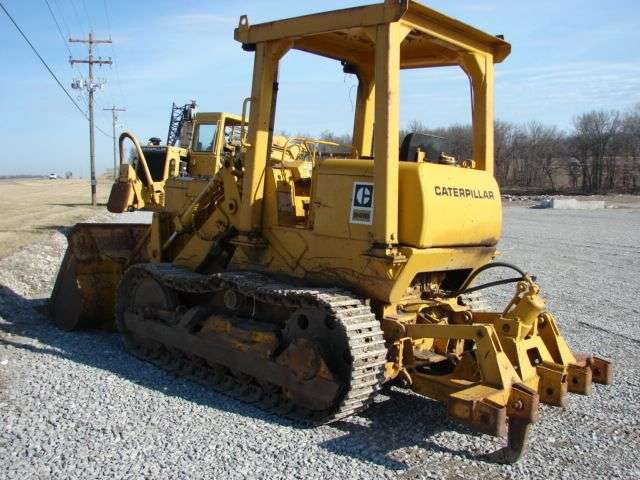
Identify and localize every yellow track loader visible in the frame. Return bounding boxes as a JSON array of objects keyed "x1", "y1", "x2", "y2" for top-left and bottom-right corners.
[
  {"x1": 106, "y1": 109, "x2": 243, "y2": 213},
  {"x1": 50, "y1": 0, "x2": 612, "y2": 462}
]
